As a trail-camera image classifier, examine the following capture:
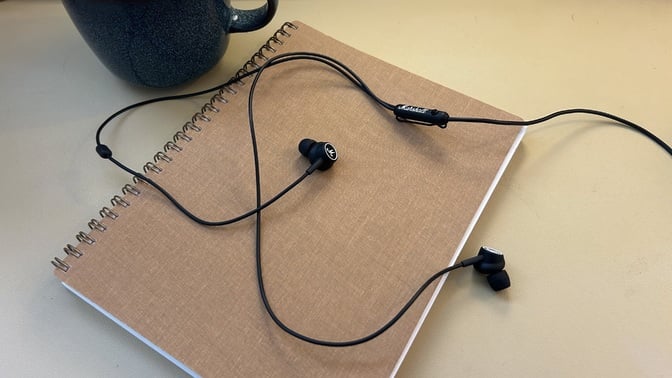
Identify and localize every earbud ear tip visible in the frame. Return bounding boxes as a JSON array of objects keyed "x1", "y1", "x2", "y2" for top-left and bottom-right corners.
[
  {"x1": 298, "y1": 138, "x2": 316, "y2": 156},
  {"x1": 487, "y1": 270, "x2": 510, "y2": 292}
]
